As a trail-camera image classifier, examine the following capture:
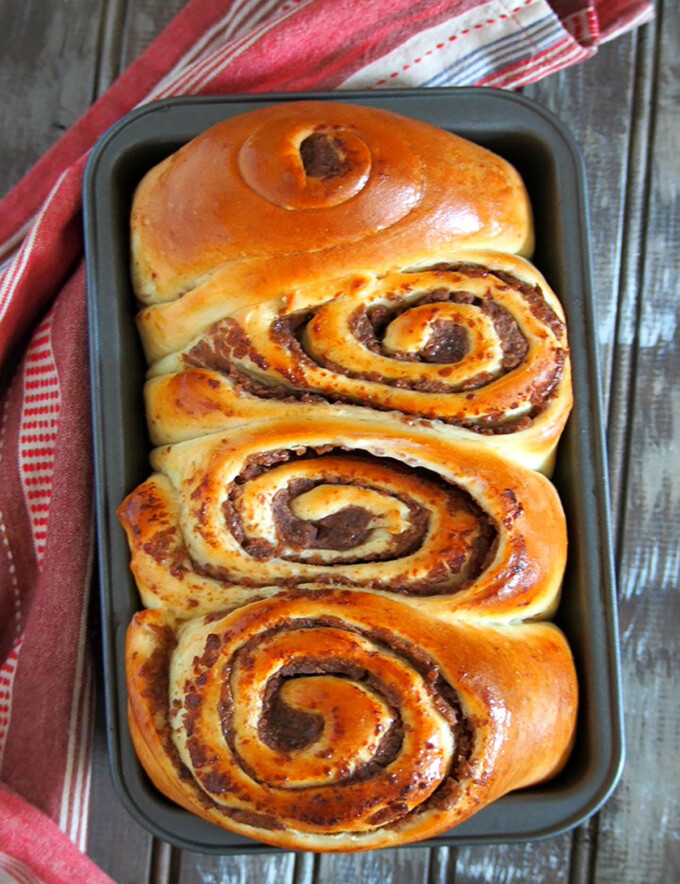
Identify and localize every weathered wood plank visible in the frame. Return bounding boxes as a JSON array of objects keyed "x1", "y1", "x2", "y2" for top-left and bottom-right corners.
[
  {"x1": 0, "y1": 0, "x2": 107, "y2": 199},
  {"x1": 118, "y1": 0, "x2": 188, "y2": 71},
  {"x1": 315, "y1": 847, "x2": 431, "y2": 884},
  {"x1": 597, "y1": 20, "x2": 658, "y2": 526},
  {"x1": 175, "y1": 850, "x2": 296, "y2": 884},
  {"x1": 445, "y1": 33, "x2": 645, "y2": 884},
  {"x1": 428, "y1": 846, "x2": 453, "y2": 884},
  {"x1": 292, "y1": 851, "x2": 318, "y2": 884},
  {"x1": 3, "y1": 3, "x2": 675, "y2": 883},
  {"x1": 454, "y1": 836, "x2": 573, "y2": 884},
  {"x1": 593, "y1": 0, "x2": 680, "y2": 878},
  {"x1": 87, "y1": 688, "x2": 156, "y2": 884},
  {"x1": 524, "y1": 34, "x2": 642, "y2": 416}
]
